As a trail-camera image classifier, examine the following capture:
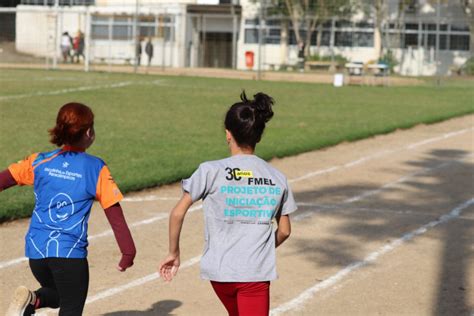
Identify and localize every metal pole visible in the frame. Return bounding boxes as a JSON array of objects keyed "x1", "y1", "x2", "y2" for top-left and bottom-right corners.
[
  {"x1": 435, "y1": 0, "x2": 441, "y2": 85},
  {"x1": 232, "y1": 6, "x2": 237, "y2": 69},
  {"x1": 133, "y1": 0, "x2": 139, "y2": 73},
  {"x1": 162, "y1": 18, "x2": 166, "y2": 71},
  {"x1": 257, "y1": 0, "x2": 263, "y2": 80},
  {"x1": 84, "y1": 5, "x2": 90, "y2": 72},
  {"x1": 53, "y1": 0, "x2": 59, "y2": 69},
  {"x1": 107, "y1": 15, "x2": 112, "y2": 71}
]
